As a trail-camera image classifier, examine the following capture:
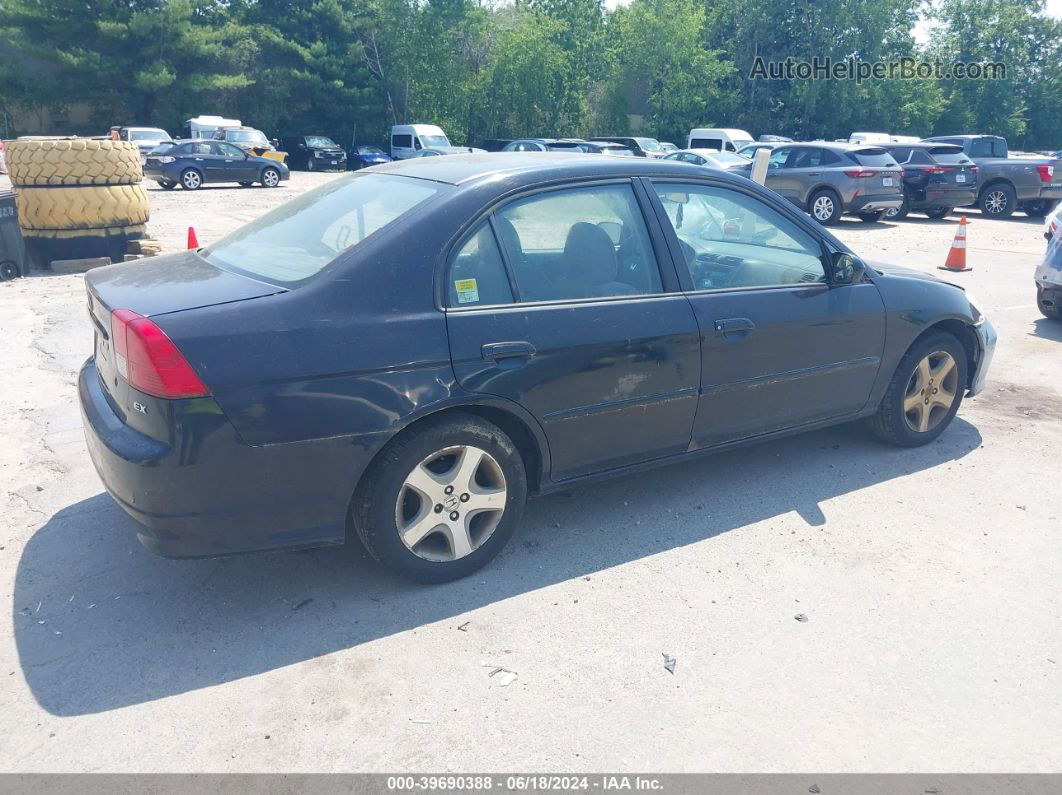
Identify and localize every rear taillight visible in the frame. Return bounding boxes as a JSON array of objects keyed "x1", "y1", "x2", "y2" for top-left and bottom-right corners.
[
  {"x1": 969, "y1": 165, "x2": 978, "y2": 173},
  {"x1": 1036, "y1": 165, "x2": 1054, "y2": 183},
  {"x1": 924, "y1": 166, "x2": 953, "y2": 174},
  {"x1": 844, "y1": 169, "x2": 876, "y2": 178},
  {"x1": 110, "y1": 309, "x2": 209, "y2": 399}
]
